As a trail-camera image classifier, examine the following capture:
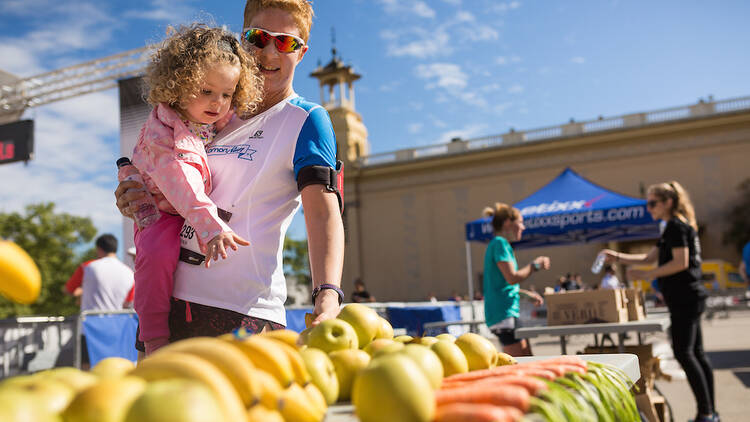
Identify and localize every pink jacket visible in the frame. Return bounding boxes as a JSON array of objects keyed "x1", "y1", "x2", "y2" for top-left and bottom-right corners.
[{"x1": 132, "y1": 103, "x2": 231, "y2": 248}]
